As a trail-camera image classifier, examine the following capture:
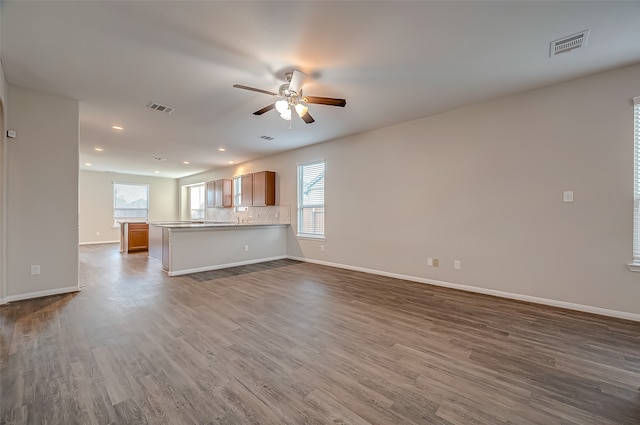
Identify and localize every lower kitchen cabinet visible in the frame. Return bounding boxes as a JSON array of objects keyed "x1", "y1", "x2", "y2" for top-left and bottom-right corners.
[{"x1": 127, "y1": 223, "x2": 149, "y2": 252}]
